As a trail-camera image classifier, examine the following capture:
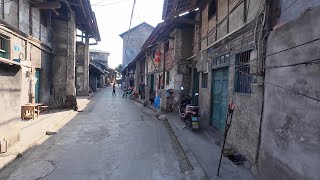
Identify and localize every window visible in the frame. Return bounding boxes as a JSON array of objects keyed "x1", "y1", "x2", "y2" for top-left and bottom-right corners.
[
  {"x1": 235, "y1": 50, "x2": 252, "y2": 94},
  {"x1": 40, "y1": 10, "x2": 49, "y2": 27},
  {"x1": 166, "y1": 71, "x2": 170, "y2": 85},
  {"x1": 202, "y1": 73, "x2": 208, "y2": 88},
  {"x1": 165, "y1": 41, "x2": 169, "y2": 51},
  {"x1": 0, "y1": 36, "x2": 9, "y2": 59},
  {"x1": 208, "y1": 0, "x2": 217, "y2": 20},
  {"x1": 212, "y1": 54, "x2": 230, "y2": 68}
]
